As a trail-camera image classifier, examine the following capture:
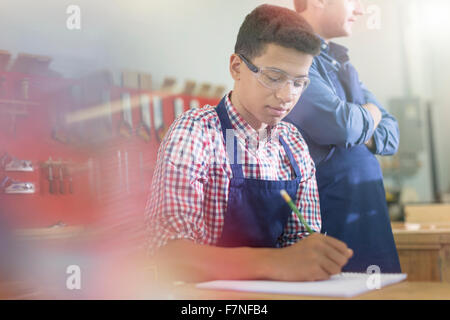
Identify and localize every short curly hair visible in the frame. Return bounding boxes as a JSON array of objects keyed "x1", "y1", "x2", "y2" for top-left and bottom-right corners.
[{"x1": 234, "y1": 4, "x2": 320, "y2": 60}]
